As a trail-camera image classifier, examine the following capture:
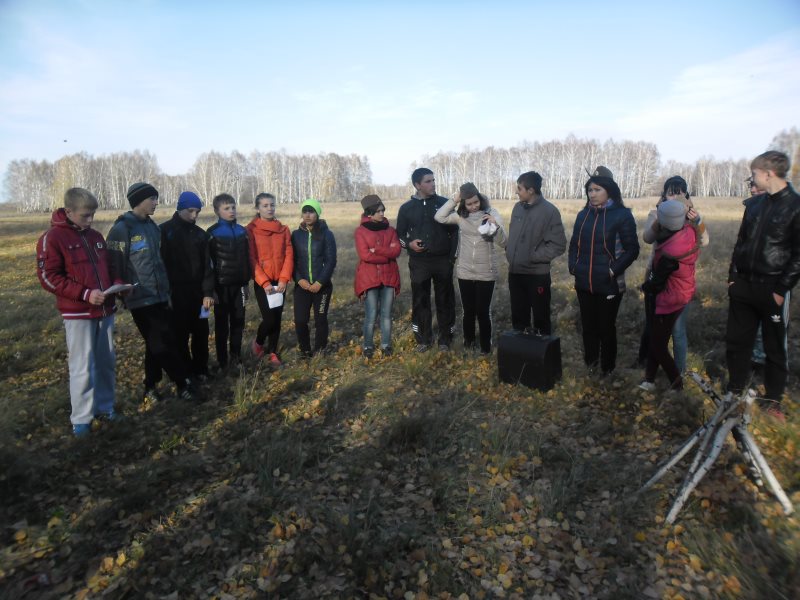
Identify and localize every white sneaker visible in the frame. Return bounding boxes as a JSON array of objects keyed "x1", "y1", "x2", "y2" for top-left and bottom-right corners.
[{"x1": 638, "y1": 381, "x2": 656, "y2": 391}]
